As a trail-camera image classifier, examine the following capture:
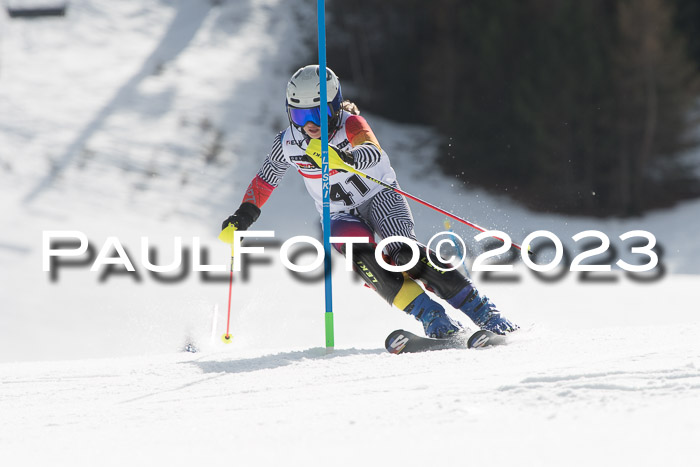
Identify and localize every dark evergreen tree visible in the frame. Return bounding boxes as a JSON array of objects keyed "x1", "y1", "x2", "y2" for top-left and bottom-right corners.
[
  {"x1": 673, "y1": 0, "x2": 700, "y2": 70},
  {"x1": 327, "y1": 0, "x2": 700, "y2": 216}
]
